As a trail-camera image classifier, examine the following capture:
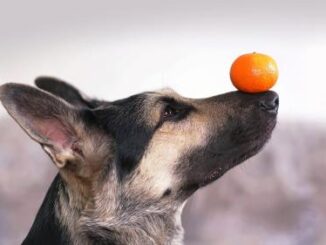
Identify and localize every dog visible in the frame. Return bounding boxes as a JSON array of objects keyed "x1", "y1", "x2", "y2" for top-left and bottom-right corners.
[{"x1": 0, "y1": 77, "x2": 278, "y2": 245}]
